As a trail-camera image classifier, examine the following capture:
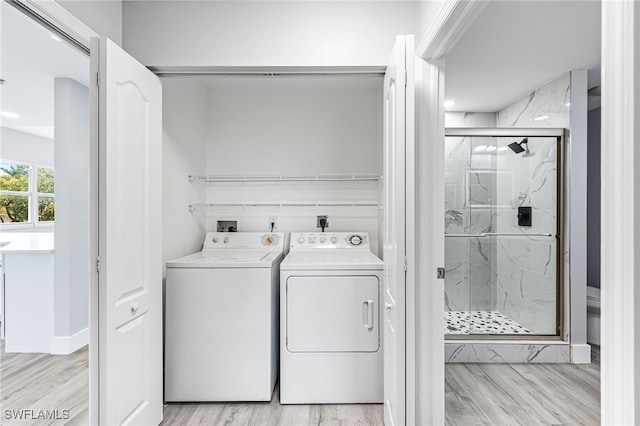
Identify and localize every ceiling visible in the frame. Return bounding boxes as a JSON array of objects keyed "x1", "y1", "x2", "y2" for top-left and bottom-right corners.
[
  {"x1": 0, "y1": 1, "x2": 89, "y2": 140},
  {"x1": 444, "y1": 0, "x2": 601, "y2": 113},
  {"x1": 0, "y1": 0, "x2": 602, "y2": 139}
]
